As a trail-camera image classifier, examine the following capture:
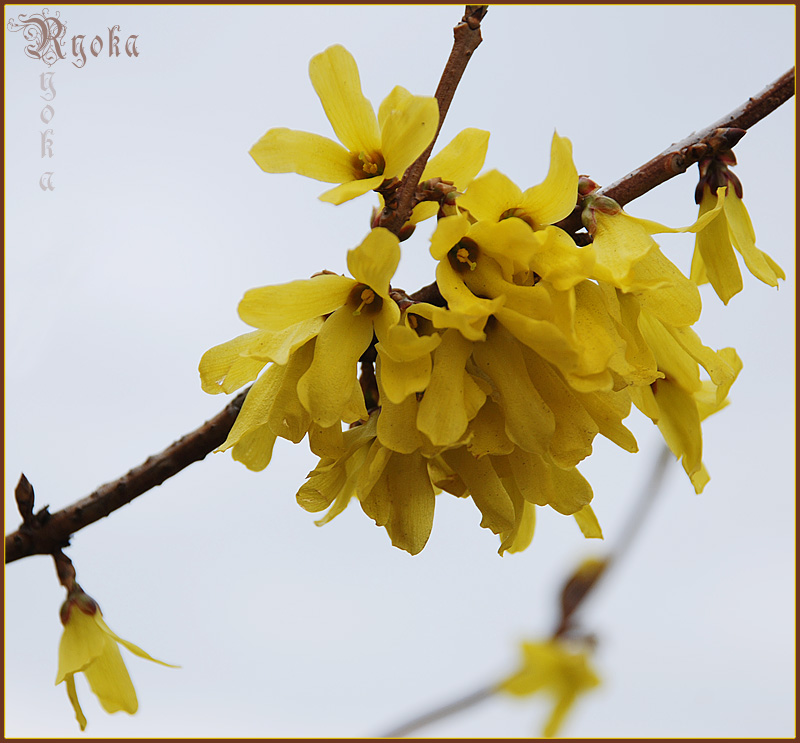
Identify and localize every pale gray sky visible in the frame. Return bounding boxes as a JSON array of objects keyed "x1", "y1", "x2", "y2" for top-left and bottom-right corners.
[{"x1": 5, "y1": 5, "x2": 795, "y2": 738}]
